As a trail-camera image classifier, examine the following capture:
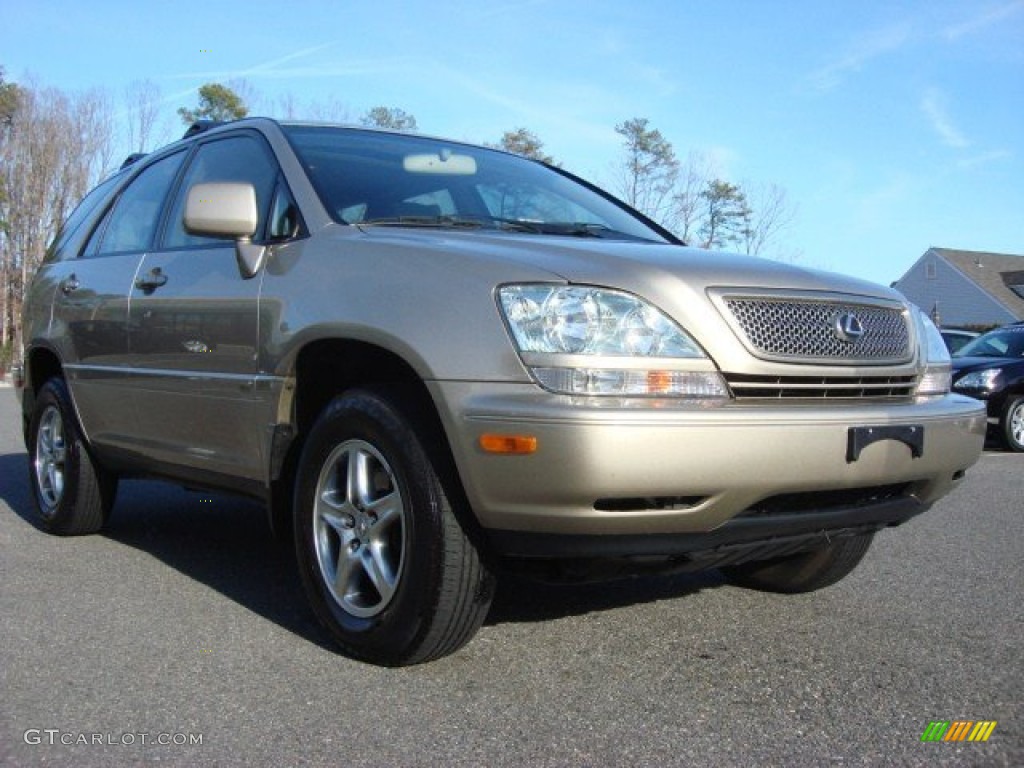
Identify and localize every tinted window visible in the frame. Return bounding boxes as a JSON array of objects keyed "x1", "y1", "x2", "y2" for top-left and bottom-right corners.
[
  {"x1": 45, "y1": 172, "x2": 125, "y2": 262},
  {"x1": 282, "y1": 126, "x2": 670, "y2": 243},
  {"x1": 93, "y1": 151, "x2": 187, "y2": 255},
  {"x1": 267, "y1": 181, "x2": 302, "y2": 240},
  {"x1": 163, "y1": 135, "x2": 278, "y2": 249},
  {"x1": 957, "y1": 327, "x2": 1024, "y2": 358}
]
